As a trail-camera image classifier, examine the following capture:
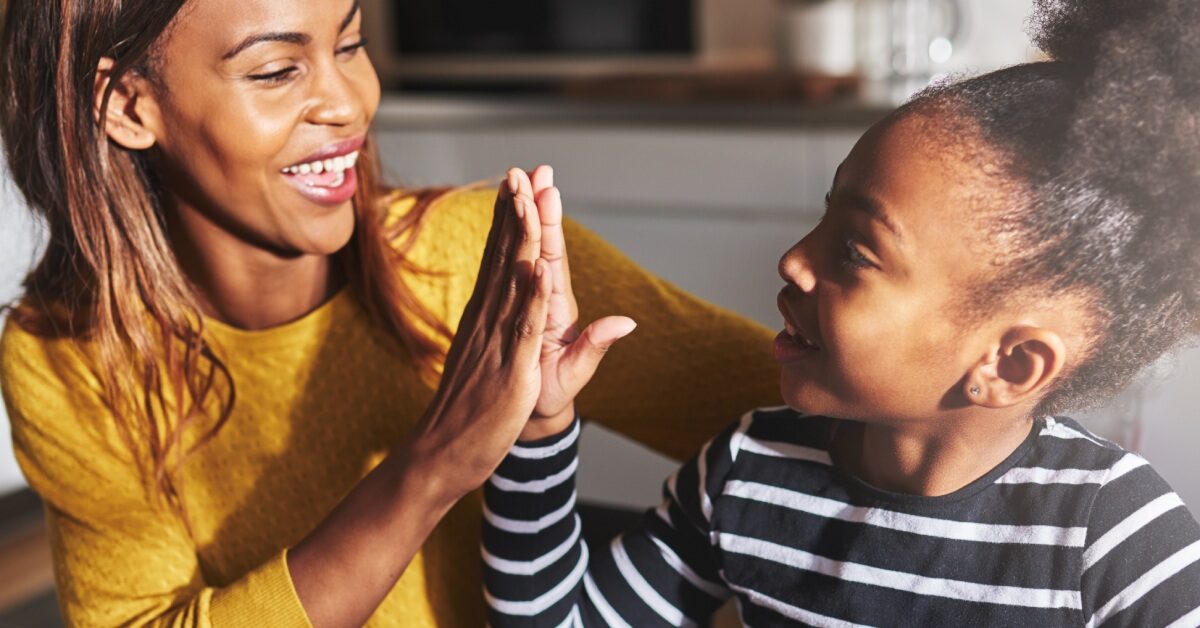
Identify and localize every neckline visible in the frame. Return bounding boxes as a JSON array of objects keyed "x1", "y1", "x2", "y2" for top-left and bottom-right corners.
[
  {"x1": 828, "y1": 416, "x2": 1045, "y2": 507},
  {"x1": 202, "y1": 286, "x2": 356, "y2": 351}
]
